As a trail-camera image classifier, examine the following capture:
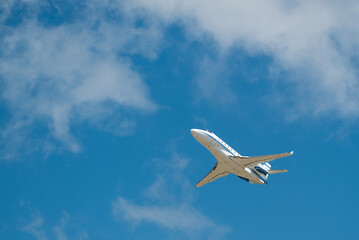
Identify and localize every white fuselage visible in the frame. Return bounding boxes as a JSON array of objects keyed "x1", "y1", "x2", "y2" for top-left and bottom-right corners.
[{"x1": 191, "y1": 129, "x2": 269, "y2": 184}]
